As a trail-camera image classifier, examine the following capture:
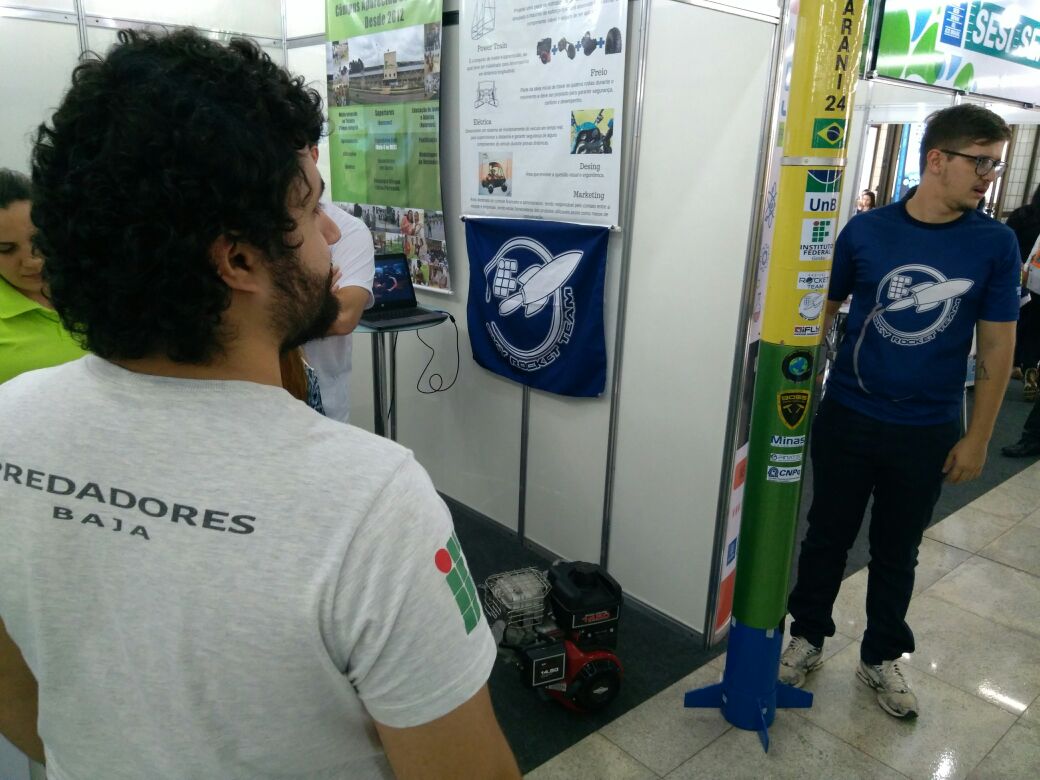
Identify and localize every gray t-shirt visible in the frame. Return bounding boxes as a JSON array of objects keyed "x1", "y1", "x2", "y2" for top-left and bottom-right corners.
[{"x1": 0, "y1": 357, "x2": 496, "y2": 779}]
